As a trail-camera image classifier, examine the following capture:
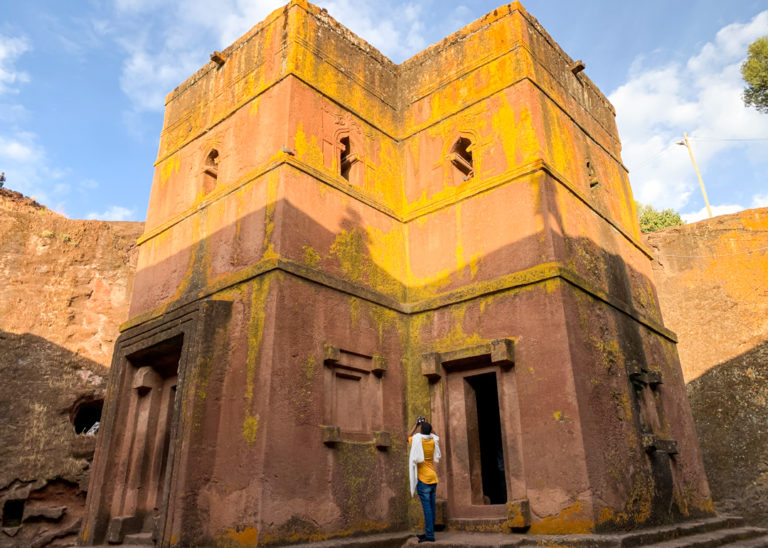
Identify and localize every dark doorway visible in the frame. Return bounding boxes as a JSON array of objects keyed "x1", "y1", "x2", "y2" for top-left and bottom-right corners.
[
  {"x1": 111, "y1": 334, "x2": 183, "y2": 541},
  {"x1": 467, "y1": 372, "x2": 507, "y2": 504}
]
